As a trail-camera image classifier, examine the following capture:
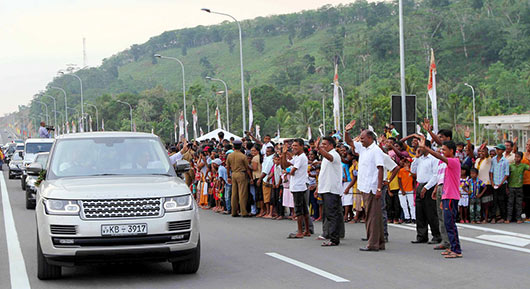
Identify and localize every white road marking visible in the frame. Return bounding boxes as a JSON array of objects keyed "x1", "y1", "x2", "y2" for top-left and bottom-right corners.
[
  {"x1": 389, "y1": 223, "x2": 530, "y2": 254},
  {"x1": 1, "y1": 172, "x2": 31, "y2": 289},
  {"x1": 456, "y1": 223, "x2": 530, "y2": 240},
  {"x1": 476, "y1": 234, "x2": 530, "y2": 247},
  {"x1": 265, "y1": 252, "x2": 349, "y2": 283}
]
